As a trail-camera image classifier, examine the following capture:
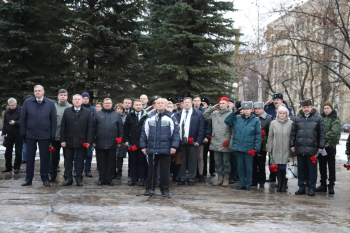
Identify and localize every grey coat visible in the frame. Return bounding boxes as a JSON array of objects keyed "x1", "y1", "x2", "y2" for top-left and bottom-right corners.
[
  {"x1": 267, "y1": 117, "x2": 293, "y2": 164},
  {"x1": 203, "y1": 107, "x2": 232, "y2": 152}
]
